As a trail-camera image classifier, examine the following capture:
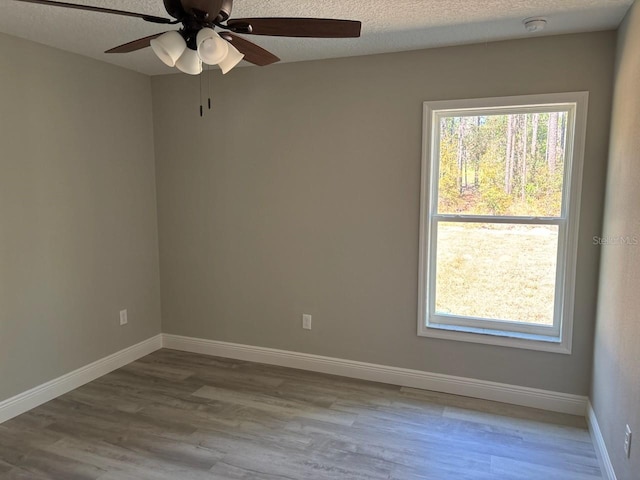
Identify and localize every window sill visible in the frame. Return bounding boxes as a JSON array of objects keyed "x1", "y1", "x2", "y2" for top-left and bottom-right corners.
[{"x1": 418, "y1": 322, "x2": 571, "y2": 354}]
